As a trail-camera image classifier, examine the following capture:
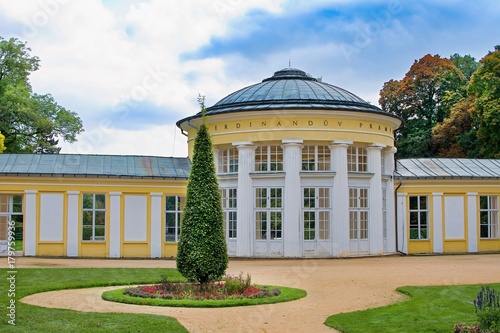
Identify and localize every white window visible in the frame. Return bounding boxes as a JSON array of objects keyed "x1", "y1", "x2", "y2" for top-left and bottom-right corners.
[
  {"x1": 409, "y1": 196, "x2": 429, "y2": 240},
  {"x1": 303, "y1": 187, "x2": 331, "y2": 240},
  {"x1": 165, "y1": 196, "x2": 185, "y2": 242},
  {"x1": 255, "y1": 145, "x2": 283, "y2": 172},
  {"x1": 221, "y1": 188, "x2": 237, "y2": 239},
  {"x1": 347, "y1": 146, "x2": 367, "y2": 172},
  {"x1": 349, "y1": 188, "x2": 368, "y2": 239},
  {"x1": 82, "y1": 194, "x2": 106, "y2": 241},
  {"x1": 218, "y1": 147, "x2": 238, "y2": 174},
  {"x1": 302, "y1": 145, "x2": 331, "y2": 171},
  {"x1": 0, "y1": 194, "x2": 23, "y2": 248},
  {"x1": 255, "y1": 187, "x2": 282, "y2": 240},
  {"x1": 480, "y1": 196, "x2": 498, "y2": 239}
]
